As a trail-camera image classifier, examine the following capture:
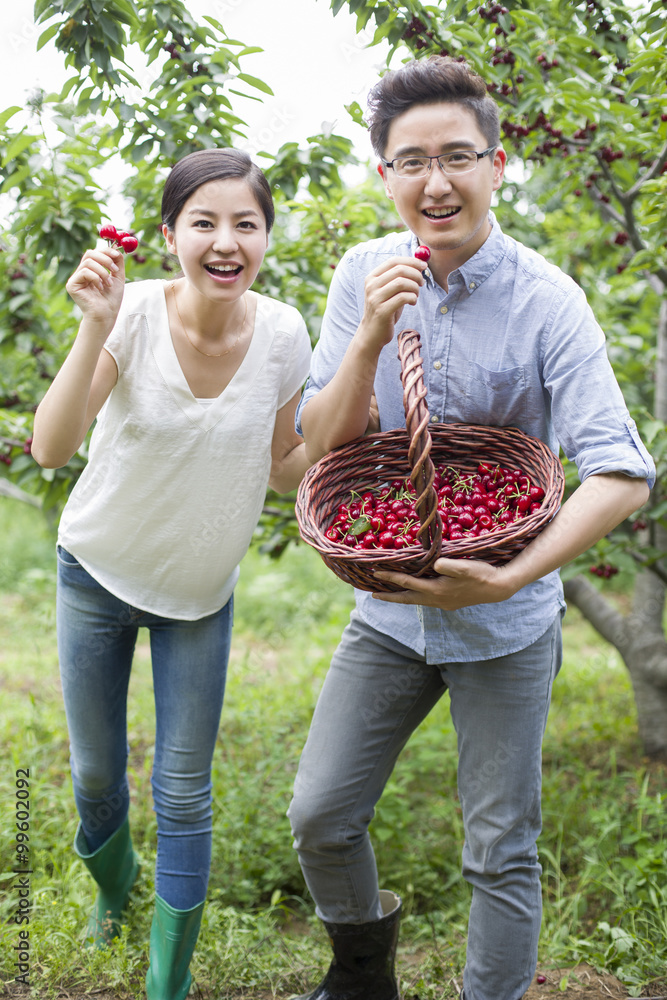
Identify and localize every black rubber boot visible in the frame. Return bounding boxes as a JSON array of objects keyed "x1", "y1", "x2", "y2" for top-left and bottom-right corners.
[{"x1": 290, "y1": 890, "x2": 401, "y2": 1000}]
